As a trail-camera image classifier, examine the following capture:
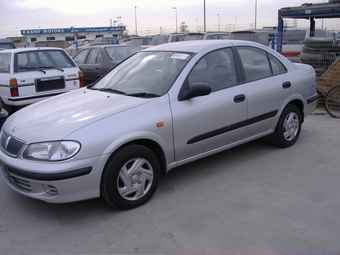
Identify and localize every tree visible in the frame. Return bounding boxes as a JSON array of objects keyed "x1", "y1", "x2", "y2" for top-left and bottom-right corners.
[{"x1": 180, "y1": 22, "x2": 189, "y2": 32}]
